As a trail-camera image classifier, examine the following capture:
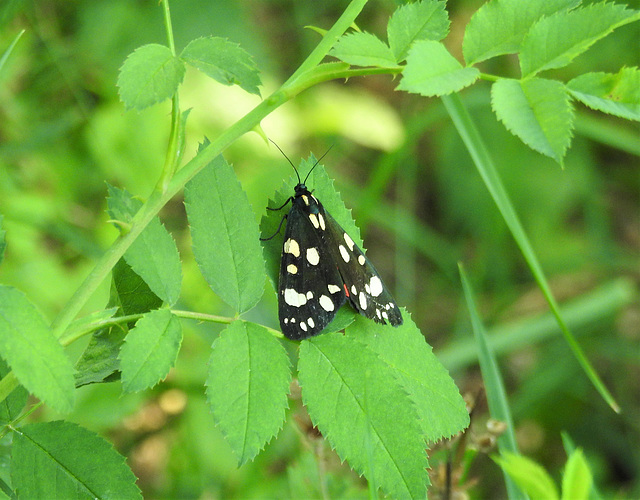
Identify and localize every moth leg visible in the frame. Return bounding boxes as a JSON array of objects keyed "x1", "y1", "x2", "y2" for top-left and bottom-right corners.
[{"x1": 260, "y1": 213, "x2": 288, "y2": 241}]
